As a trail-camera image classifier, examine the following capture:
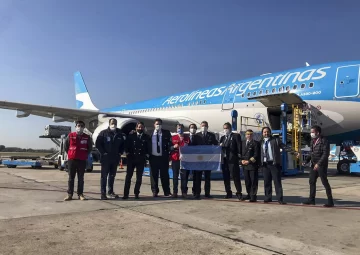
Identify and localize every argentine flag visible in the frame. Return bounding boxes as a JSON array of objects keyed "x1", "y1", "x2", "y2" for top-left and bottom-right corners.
[{"x1": 180, "y1": 145, "x2": 222, "y2": 171}]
